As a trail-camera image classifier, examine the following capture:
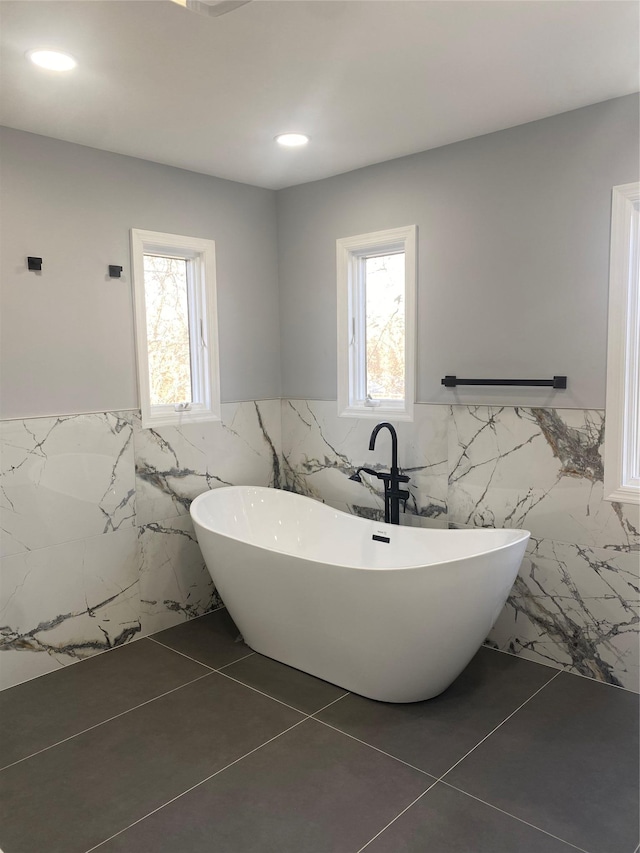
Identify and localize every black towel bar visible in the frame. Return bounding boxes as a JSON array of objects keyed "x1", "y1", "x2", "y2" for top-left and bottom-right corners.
[{"x1": 441, "y1": 376, "x2": 567, "y2": 389}]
